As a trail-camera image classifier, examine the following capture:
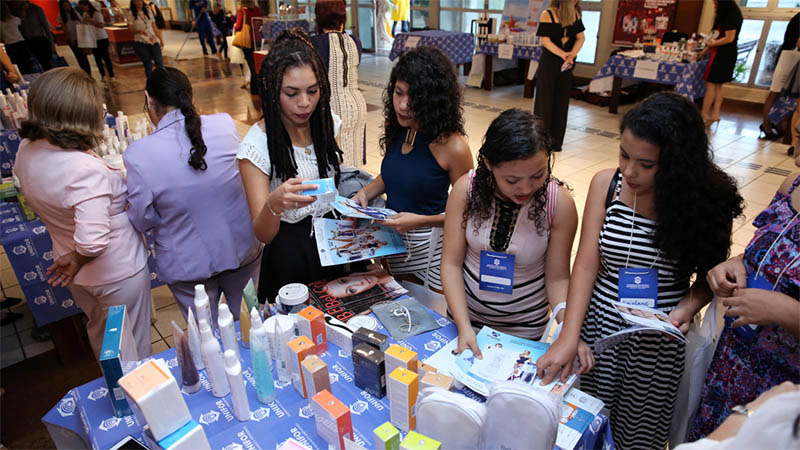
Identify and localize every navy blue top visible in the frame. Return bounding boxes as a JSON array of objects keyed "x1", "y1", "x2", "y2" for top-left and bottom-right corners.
[{"x1": 381, "y1": 132, "x2": 450, "y2": 215}]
